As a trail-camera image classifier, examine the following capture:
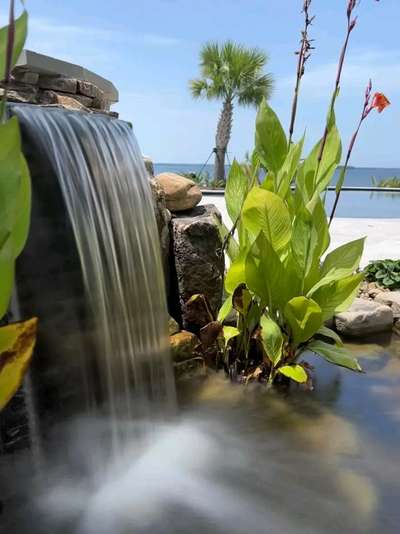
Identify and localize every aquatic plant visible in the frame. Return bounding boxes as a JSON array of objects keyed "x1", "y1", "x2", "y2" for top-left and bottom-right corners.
[
  {"x1": 210, "y1": 0, "x2": 389, "y2": 387},
  {"x1": 0, "y1": 1, "x2": 37, "y2": 410},
  {"x1": 190, "y1": 41, "x2": 273, "y2": 181},
  {"x1": 364, "y1": 260, "x2": 400, "y2": 290}
]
